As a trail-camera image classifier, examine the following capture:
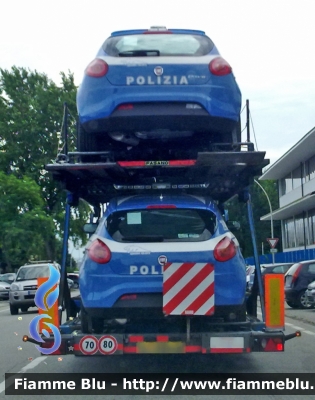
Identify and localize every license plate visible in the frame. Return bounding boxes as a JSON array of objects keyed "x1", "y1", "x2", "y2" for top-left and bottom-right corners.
[{"x1": 137, "y1": 341, "x2": 185, "y2": 354}]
